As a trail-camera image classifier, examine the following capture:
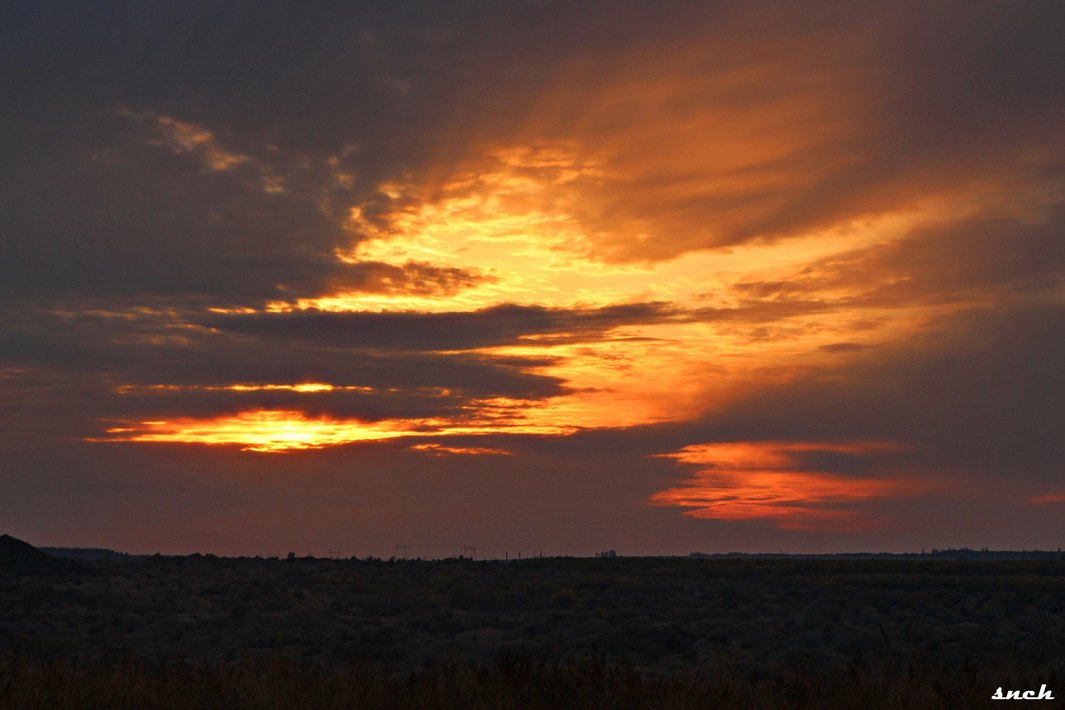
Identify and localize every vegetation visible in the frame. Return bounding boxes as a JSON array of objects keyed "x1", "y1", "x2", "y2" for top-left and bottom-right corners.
[{"x1": 4, "y1": 544, "x2": 1065, "y2": 707}]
